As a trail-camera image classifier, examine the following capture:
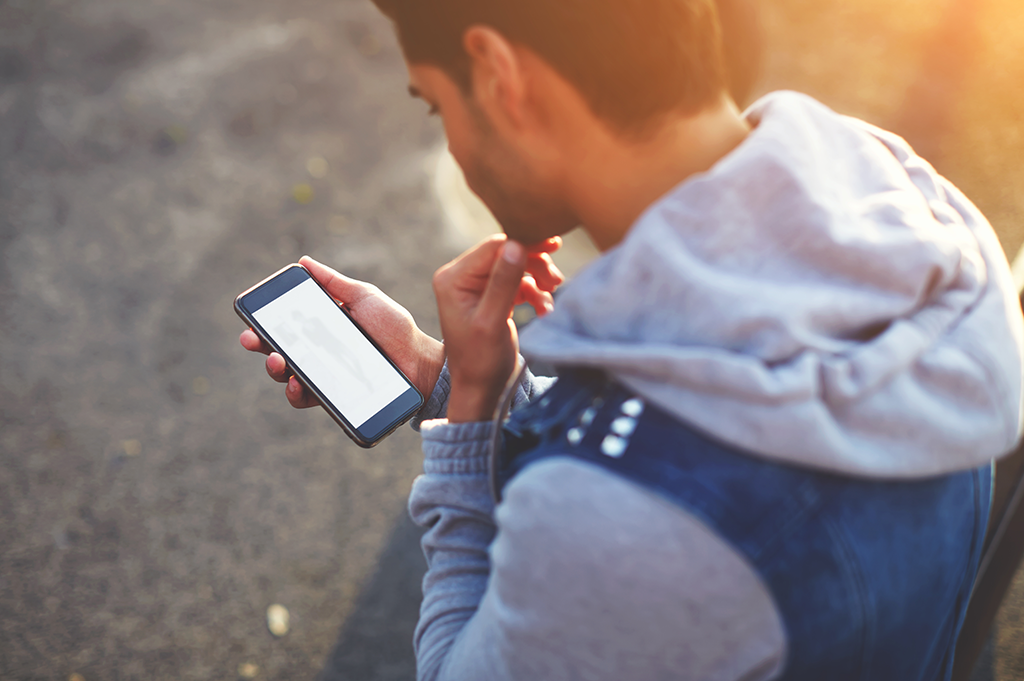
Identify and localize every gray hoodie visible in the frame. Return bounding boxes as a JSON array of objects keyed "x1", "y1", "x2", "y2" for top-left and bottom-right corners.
[{"x1": 409, "y1": 91, "x2": 1024, "y2": 681}]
